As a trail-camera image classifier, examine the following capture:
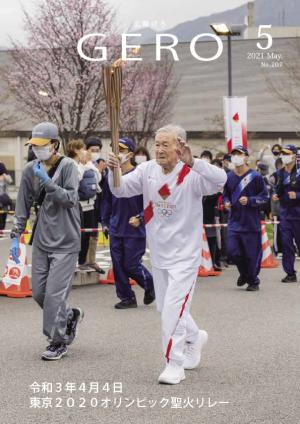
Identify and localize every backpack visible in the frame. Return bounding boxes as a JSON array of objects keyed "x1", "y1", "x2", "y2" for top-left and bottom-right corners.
[{"x1": 78, "y1": 168, "x2": 97, "y2": 201}]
